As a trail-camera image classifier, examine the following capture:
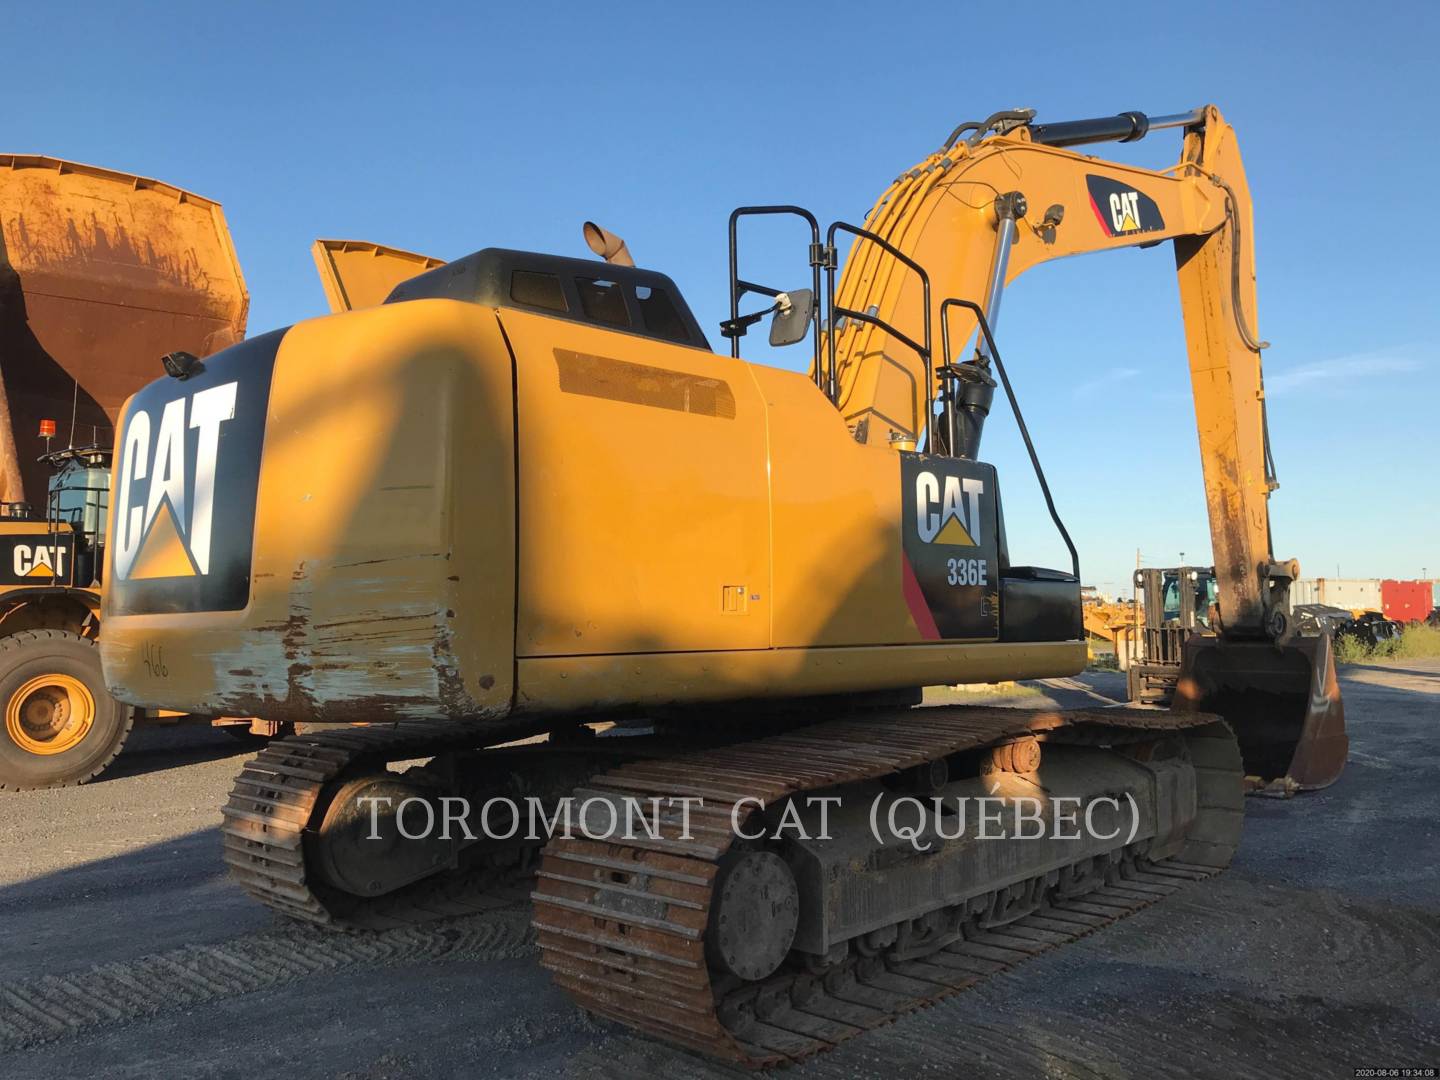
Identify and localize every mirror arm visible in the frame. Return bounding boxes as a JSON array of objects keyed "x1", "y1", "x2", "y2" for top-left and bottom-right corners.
[{"x1": 719, "y1": 299, "x2": 783, "y2": 340}]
